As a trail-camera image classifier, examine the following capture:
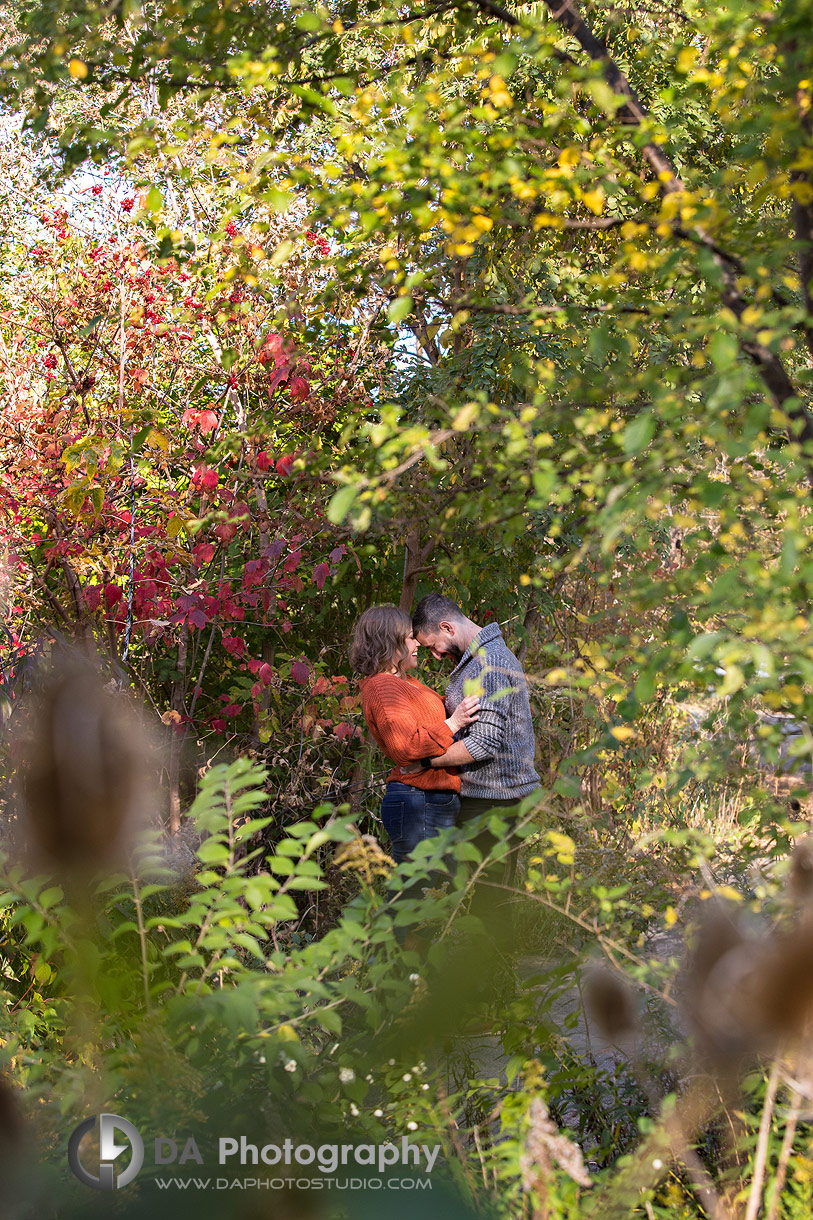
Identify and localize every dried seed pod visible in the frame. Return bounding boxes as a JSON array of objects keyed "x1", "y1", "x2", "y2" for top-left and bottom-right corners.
[
  {"x1": 0, "y1": 1076, "x2": 23, "y2": 1149},
  {"x1": 683, "y1": 905, "x2": 763, "y2": 1059},
  {"x1": 788, "y1": 837, "x2": 813, "y2": 904},
  {"x1": 583, "y1": 965, "x2": 638, "y2": 1043},
  {"x1": 685, "y1": 904, "x2": 744, "y2": 997},
  {"x1": 752, "y1": 919, "x2": 813, "y2": 1039},
  {"x1": 520, "y1": 1096, "x2": 591, "y2": 1191},
  {"x1": 685, "y1": 902, "x2": 813, "y2": 1060},
  {"x1": 16, "y1": 655, "x2": 151, "y2": 875},
  {"x1": 0, "y1": 1076, "x2": 26, "y2": 1215}
]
